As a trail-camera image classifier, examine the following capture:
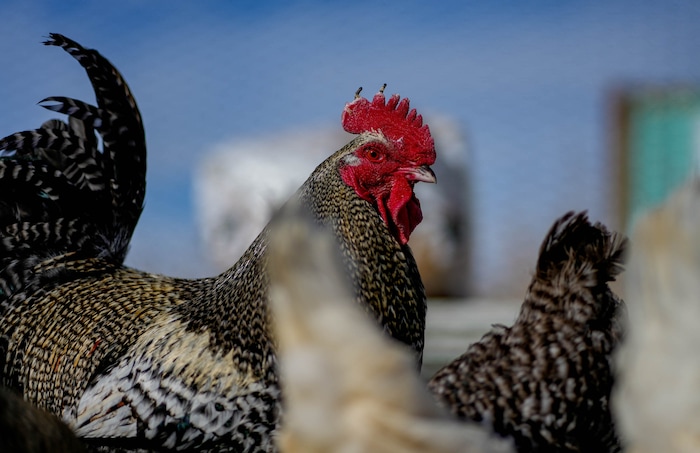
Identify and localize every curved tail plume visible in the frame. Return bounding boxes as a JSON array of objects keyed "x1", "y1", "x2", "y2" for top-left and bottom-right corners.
[{"x1": 0, "y1": 33, "x2": 146, "y2": 306}]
